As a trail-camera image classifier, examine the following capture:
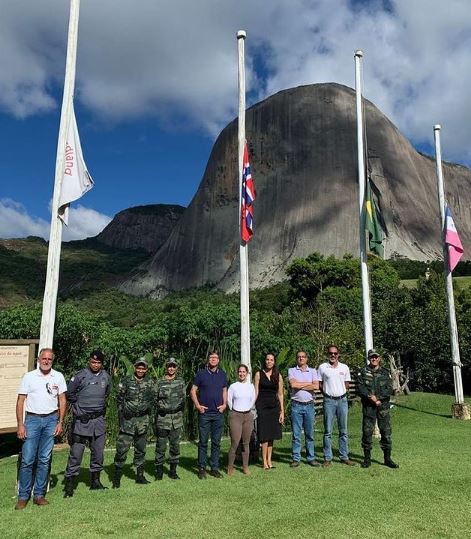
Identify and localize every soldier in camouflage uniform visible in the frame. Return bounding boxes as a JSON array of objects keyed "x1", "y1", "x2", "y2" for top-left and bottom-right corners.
[
  {"x1": 357, "y1": 349, "x2": 399, "y2": 469},
  {"x1": 112, "y1": 358, "x2": 154, "y2": 488},
  {"x1": 154, "y1": 358, "x2": 186, "y2": 480}
]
